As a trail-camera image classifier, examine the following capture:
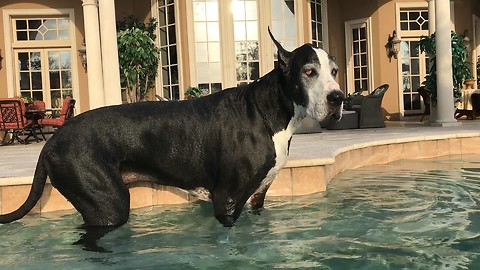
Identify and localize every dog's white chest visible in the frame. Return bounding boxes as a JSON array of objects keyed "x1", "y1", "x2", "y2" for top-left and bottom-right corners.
[{"x1": 256, "y1": 106, "x2": 304, "y2": 193}]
